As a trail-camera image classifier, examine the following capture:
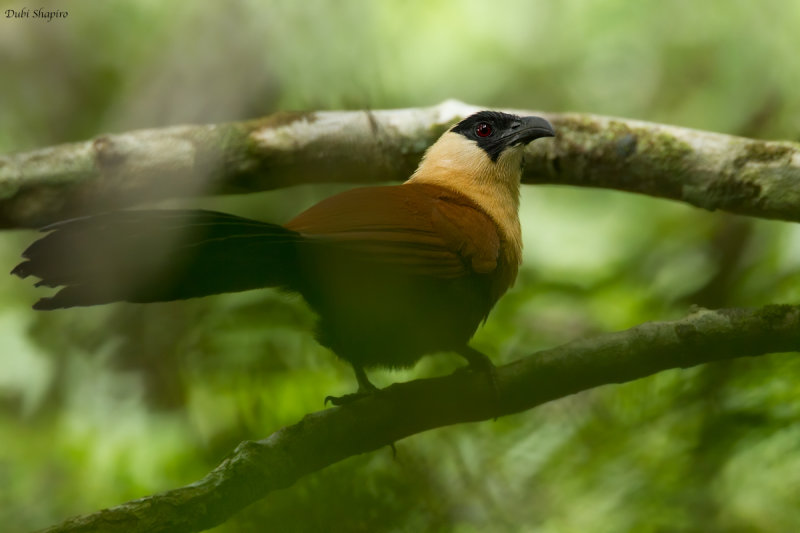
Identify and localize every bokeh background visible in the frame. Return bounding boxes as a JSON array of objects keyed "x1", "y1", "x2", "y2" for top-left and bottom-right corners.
[{"x1": 3, "y1": 1, "x2": 800, "y2": 531}]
